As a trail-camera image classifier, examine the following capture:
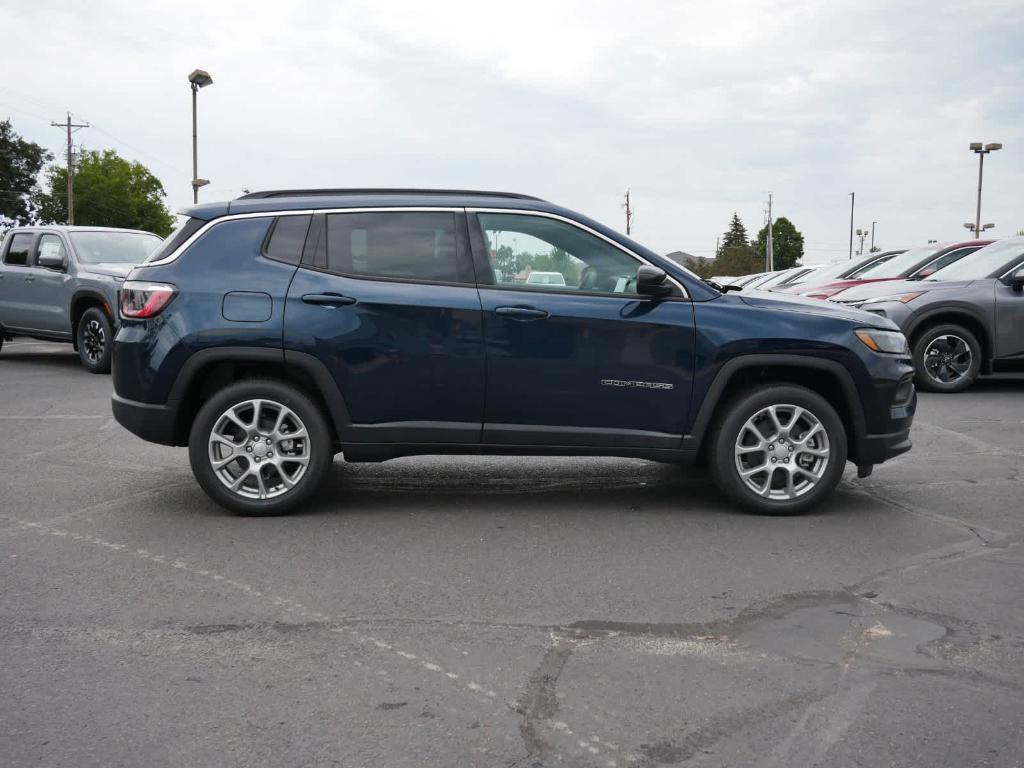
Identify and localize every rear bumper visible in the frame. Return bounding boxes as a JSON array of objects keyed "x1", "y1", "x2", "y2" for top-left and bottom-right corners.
[{"x1": 111, "y1": 393, "x2": 181, "y2": 446}]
